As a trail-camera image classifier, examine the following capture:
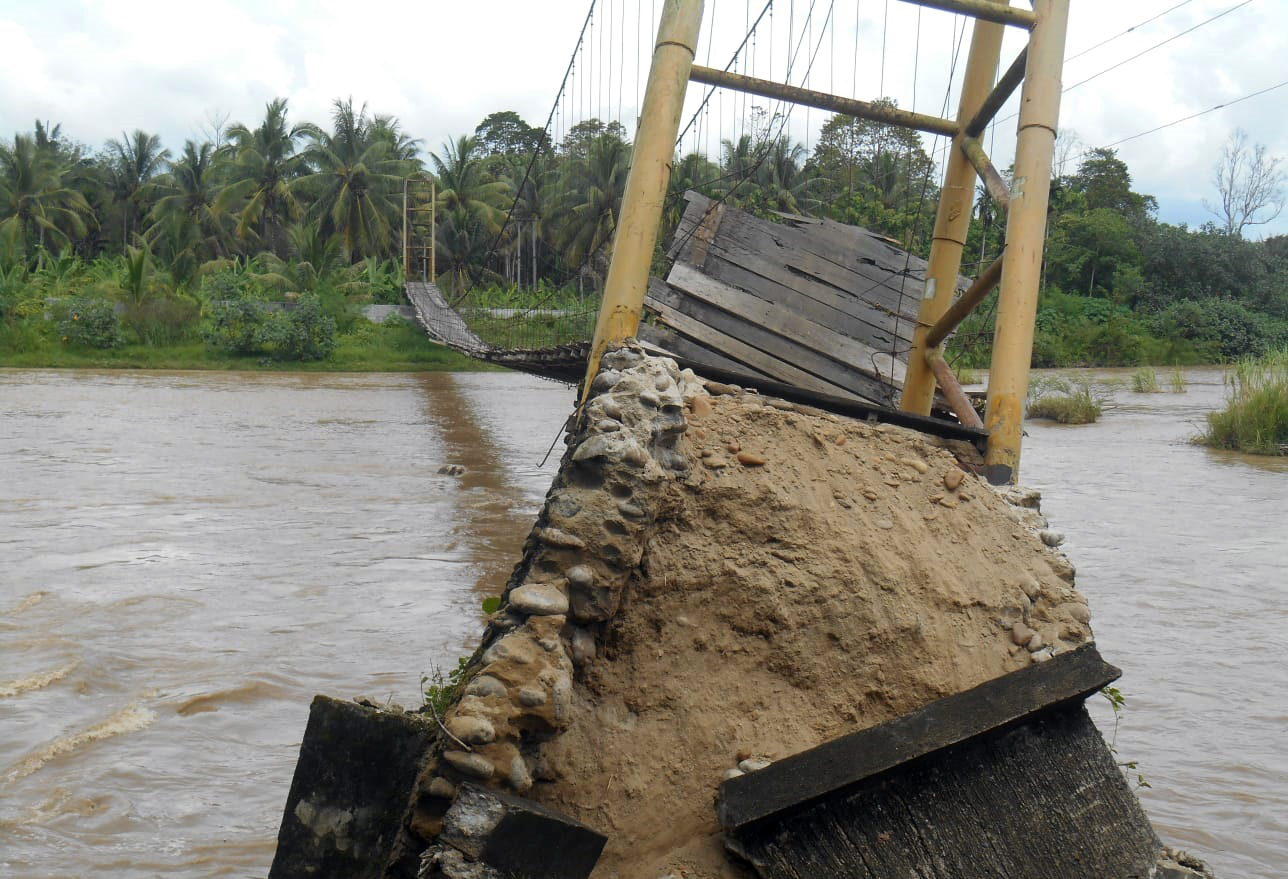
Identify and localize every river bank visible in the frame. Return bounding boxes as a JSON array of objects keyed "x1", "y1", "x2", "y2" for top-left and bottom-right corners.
[{"x1": 0, "y1": 320, "x2": 486, "y2": 372}]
